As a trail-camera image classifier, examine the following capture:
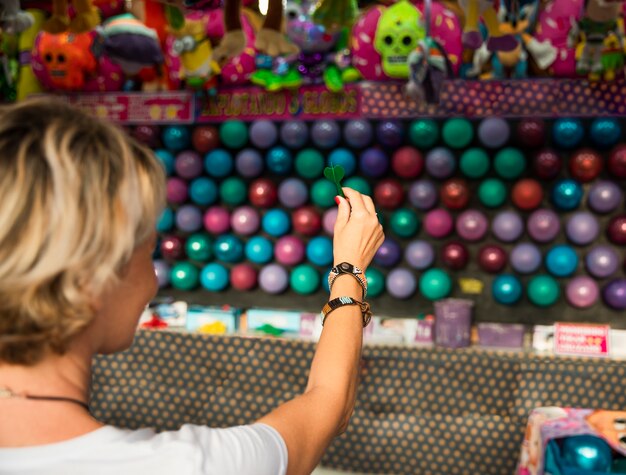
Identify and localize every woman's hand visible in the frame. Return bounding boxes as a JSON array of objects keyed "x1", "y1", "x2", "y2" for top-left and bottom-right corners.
[{"x1": 333, "y1": 187, "x2": 385, "y2": 272}]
